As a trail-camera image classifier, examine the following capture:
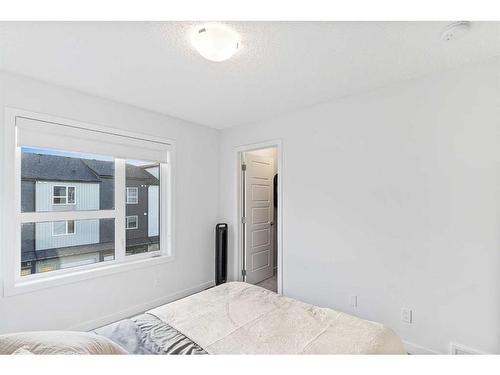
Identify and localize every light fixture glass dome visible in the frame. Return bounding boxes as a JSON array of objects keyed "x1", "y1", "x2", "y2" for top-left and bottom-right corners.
[{"x1": 191, "y1": 24, "x2": 240, "y2": 62}]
